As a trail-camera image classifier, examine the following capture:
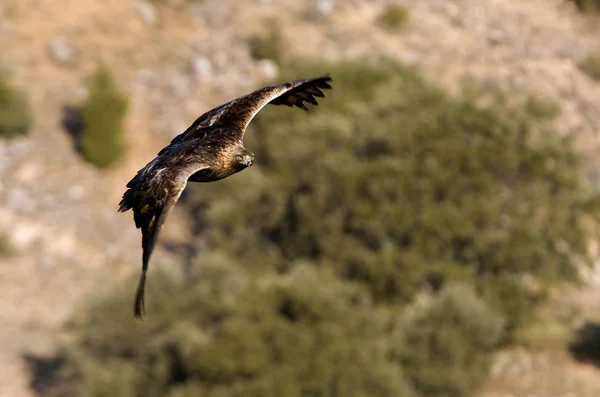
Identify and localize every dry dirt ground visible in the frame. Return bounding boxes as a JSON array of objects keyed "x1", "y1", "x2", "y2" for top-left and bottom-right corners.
[{"x1": 1, "y1": 0, "x2": 600, "y2": 396}]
